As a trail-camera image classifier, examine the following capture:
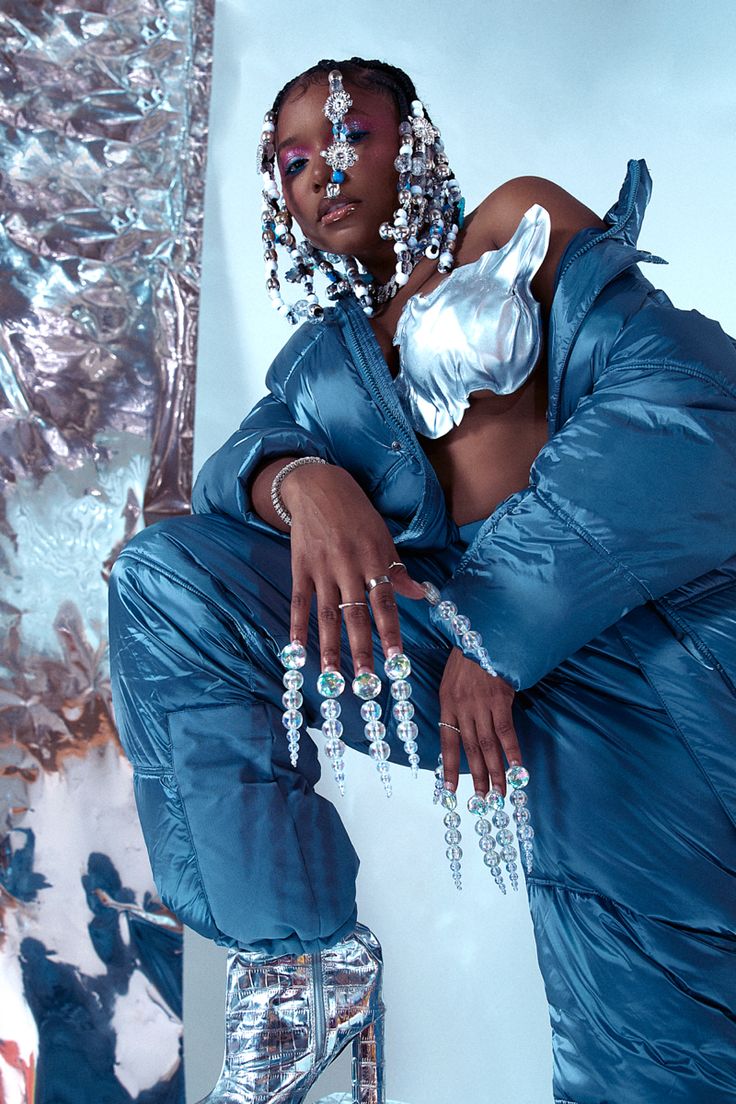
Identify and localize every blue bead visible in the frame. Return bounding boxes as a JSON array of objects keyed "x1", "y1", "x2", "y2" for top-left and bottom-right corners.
[
  {"x1": 332, "y1": 124, "x2": 339, "y2": 134},
  {"x1": 326, "y1": 271, "x2": 338, "y2": 282},
  {"x1": 362, "y1": 272, "x2": 374, "y2": 283},
  {"x1": 332, "y1": 170, "x2": 345, "y2": 183}
]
